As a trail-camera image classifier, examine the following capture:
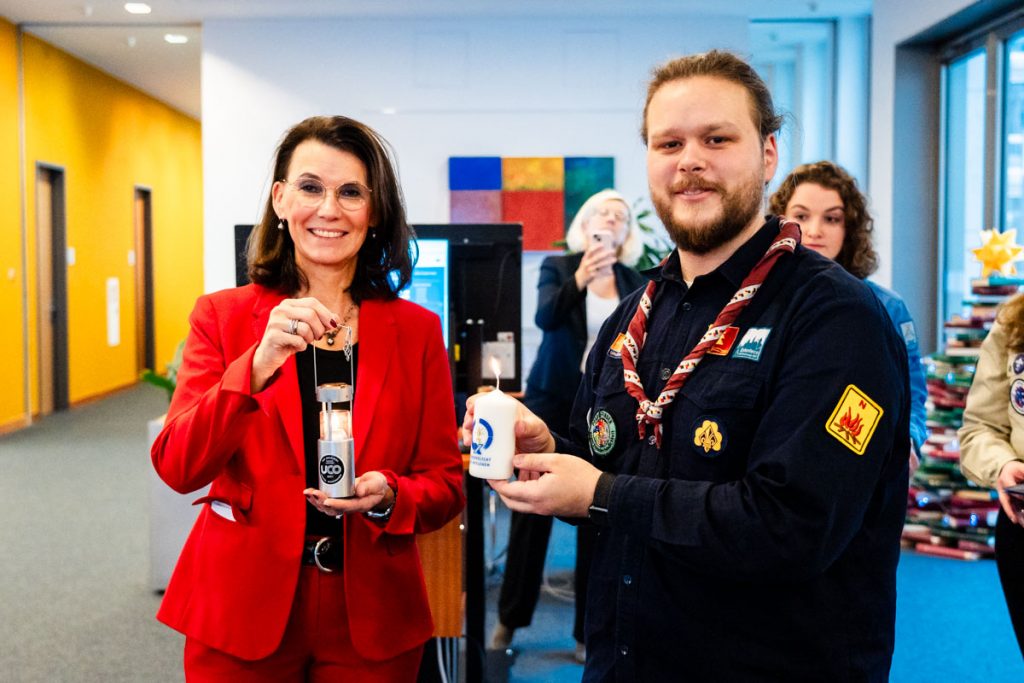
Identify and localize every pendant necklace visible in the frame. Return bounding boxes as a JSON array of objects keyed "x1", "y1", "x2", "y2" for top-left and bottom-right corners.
[{"x1": 325, "y1": 302, "x2": 358, "y2": 348}]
